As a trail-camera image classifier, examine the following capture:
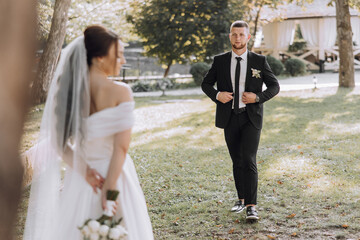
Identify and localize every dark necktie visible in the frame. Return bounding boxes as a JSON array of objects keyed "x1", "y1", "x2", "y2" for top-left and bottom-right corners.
[{"x1": 234, "y1": 57, "x2": 242, "y2": 113}]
